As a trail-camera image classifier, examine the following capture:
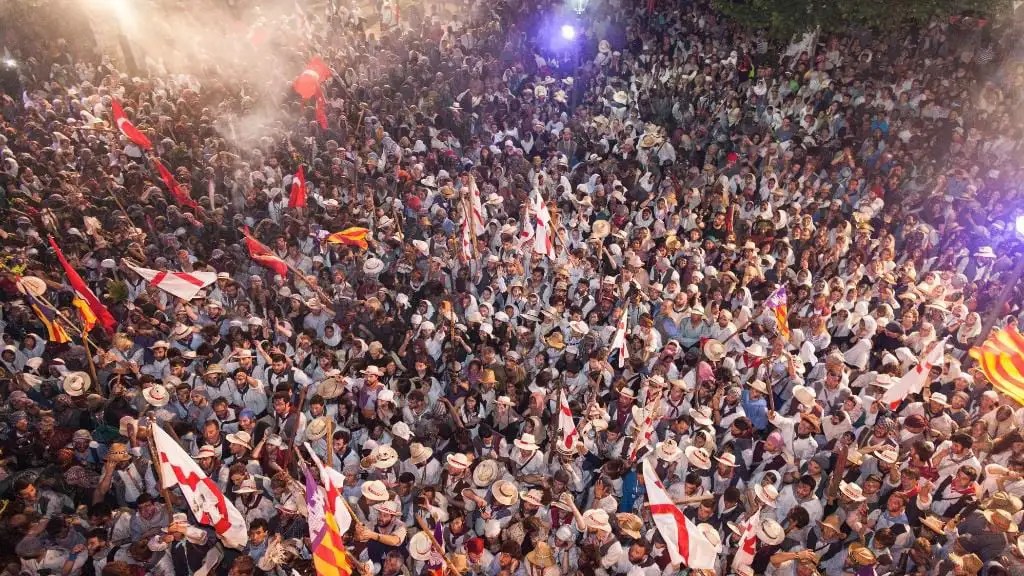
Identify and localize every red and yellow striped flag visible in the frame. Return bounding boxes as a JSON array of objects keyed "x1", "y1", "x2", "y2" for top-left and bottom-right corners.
[
  {"x1": 970, "y1": 325, "x2": 1024, "y2": 405},
  {"x1": 305, "y1": 465, "x2": 353, "y2": 576},
  {"x1": 72, "y1": 297, "x2": 97, "y2": 333},
  {"x1": 325, "y1": 227, "x2": 370, "y2": 250}
]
